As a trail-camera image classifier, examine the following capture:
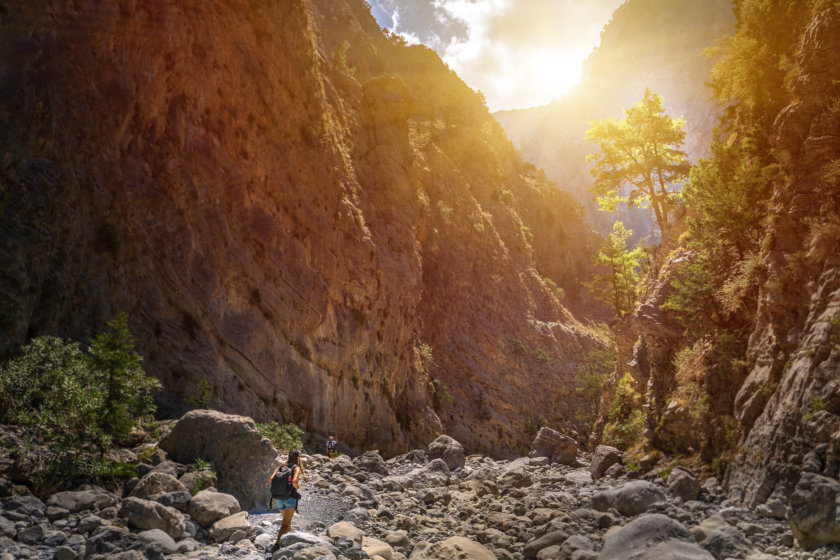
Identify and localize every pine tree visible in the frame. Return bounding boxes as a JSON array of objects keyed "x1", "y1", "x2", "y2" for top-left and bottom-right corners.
[
  {"x1": 586, "y1": 221, "x2": 644, "y2": 317},
  {"x1": 88, "y1": 313, "x2": 160, "y2": 441},
  {"x1": 586, "y1": 89, "x2": 691, "y2": 233}
]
